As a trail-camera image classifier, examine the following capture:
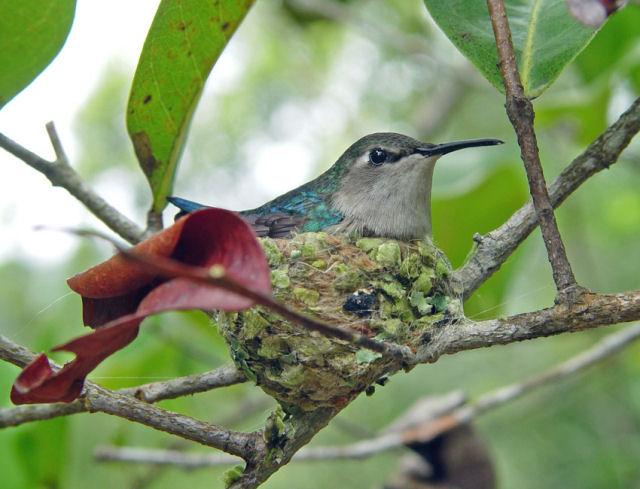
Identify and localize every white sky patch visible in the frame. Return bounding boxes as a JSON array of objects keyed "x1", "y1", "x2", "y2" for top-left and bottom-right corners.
[
  {"x1": 248, "y1": 140, "x2": 314, "y2": 198},
  {"x1": 0, "y1": 1, "x2": 159, "y2": 263}
]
